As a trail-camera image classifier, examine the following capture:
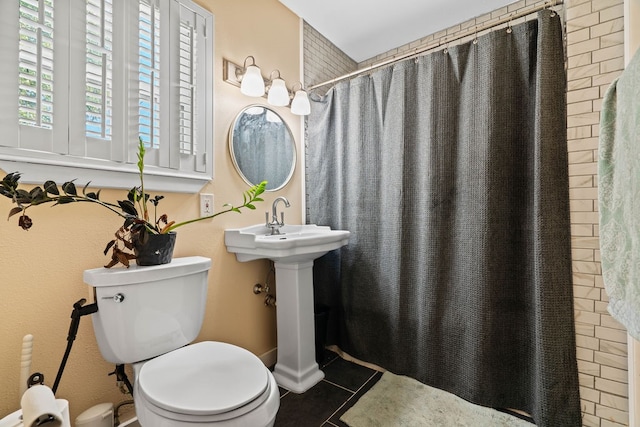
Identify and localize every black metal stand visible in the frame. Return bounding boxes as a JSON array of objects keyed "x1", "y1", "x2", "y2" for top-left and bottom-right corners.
[{"x1": 52, "y1": 298, "x2": 98, "y2": 394}]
